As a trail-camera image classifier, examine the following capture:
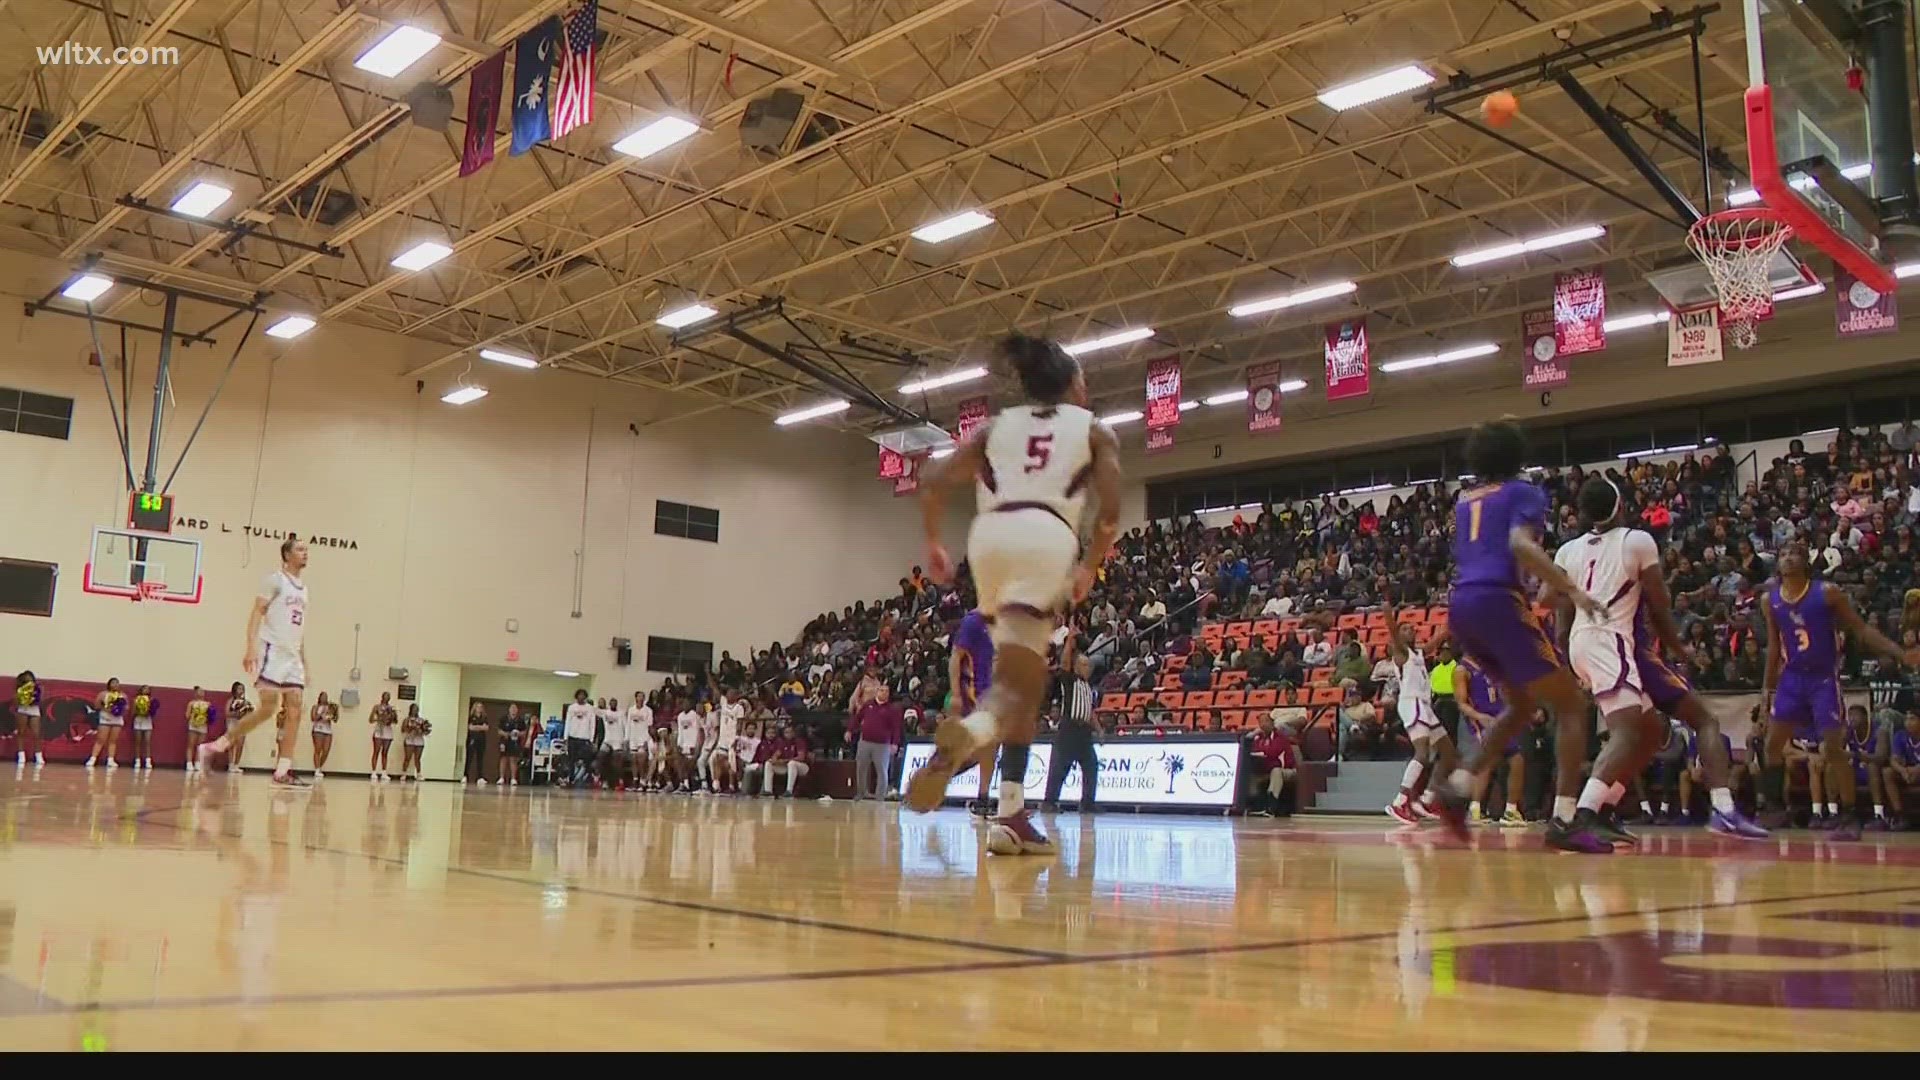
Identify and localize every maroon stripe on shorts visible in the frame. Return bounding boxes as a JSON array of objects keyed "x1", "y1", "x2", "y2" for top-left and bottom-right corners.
[
  {"x1": 992, "y1": 500, "x2": 1073, "y2": 530},
  {"x1": 998, "y1": 602, "x2": 1054, "y2": 620}
]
